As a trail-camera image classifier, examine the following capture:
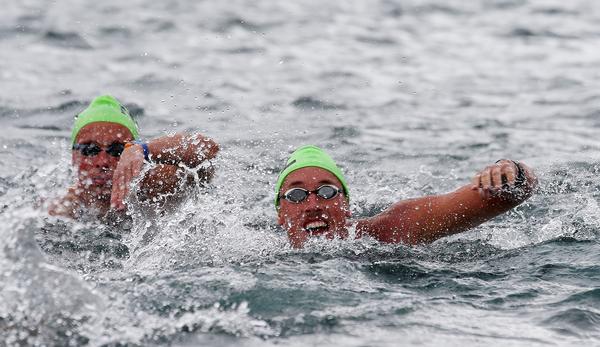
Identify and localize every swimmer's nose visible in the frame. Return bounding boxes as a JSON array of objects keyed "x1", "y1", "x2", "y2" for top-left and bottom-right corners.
[
  {"x1": 94, "y1": 150, "x2": 112, "y2": 169},
  {"x1": 304, "y1": 192, "x2": 324, "y2": 211}
]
